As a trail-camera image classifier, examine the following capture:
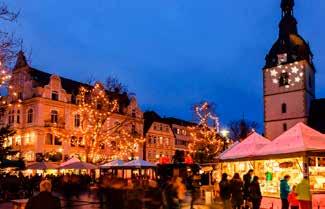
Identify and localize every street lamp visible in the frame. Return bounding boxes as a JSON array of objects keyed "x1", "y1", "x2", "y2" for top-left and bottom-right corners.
[{"x1": 220, "y1": 129, "x2": 229, "y2": 138}]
